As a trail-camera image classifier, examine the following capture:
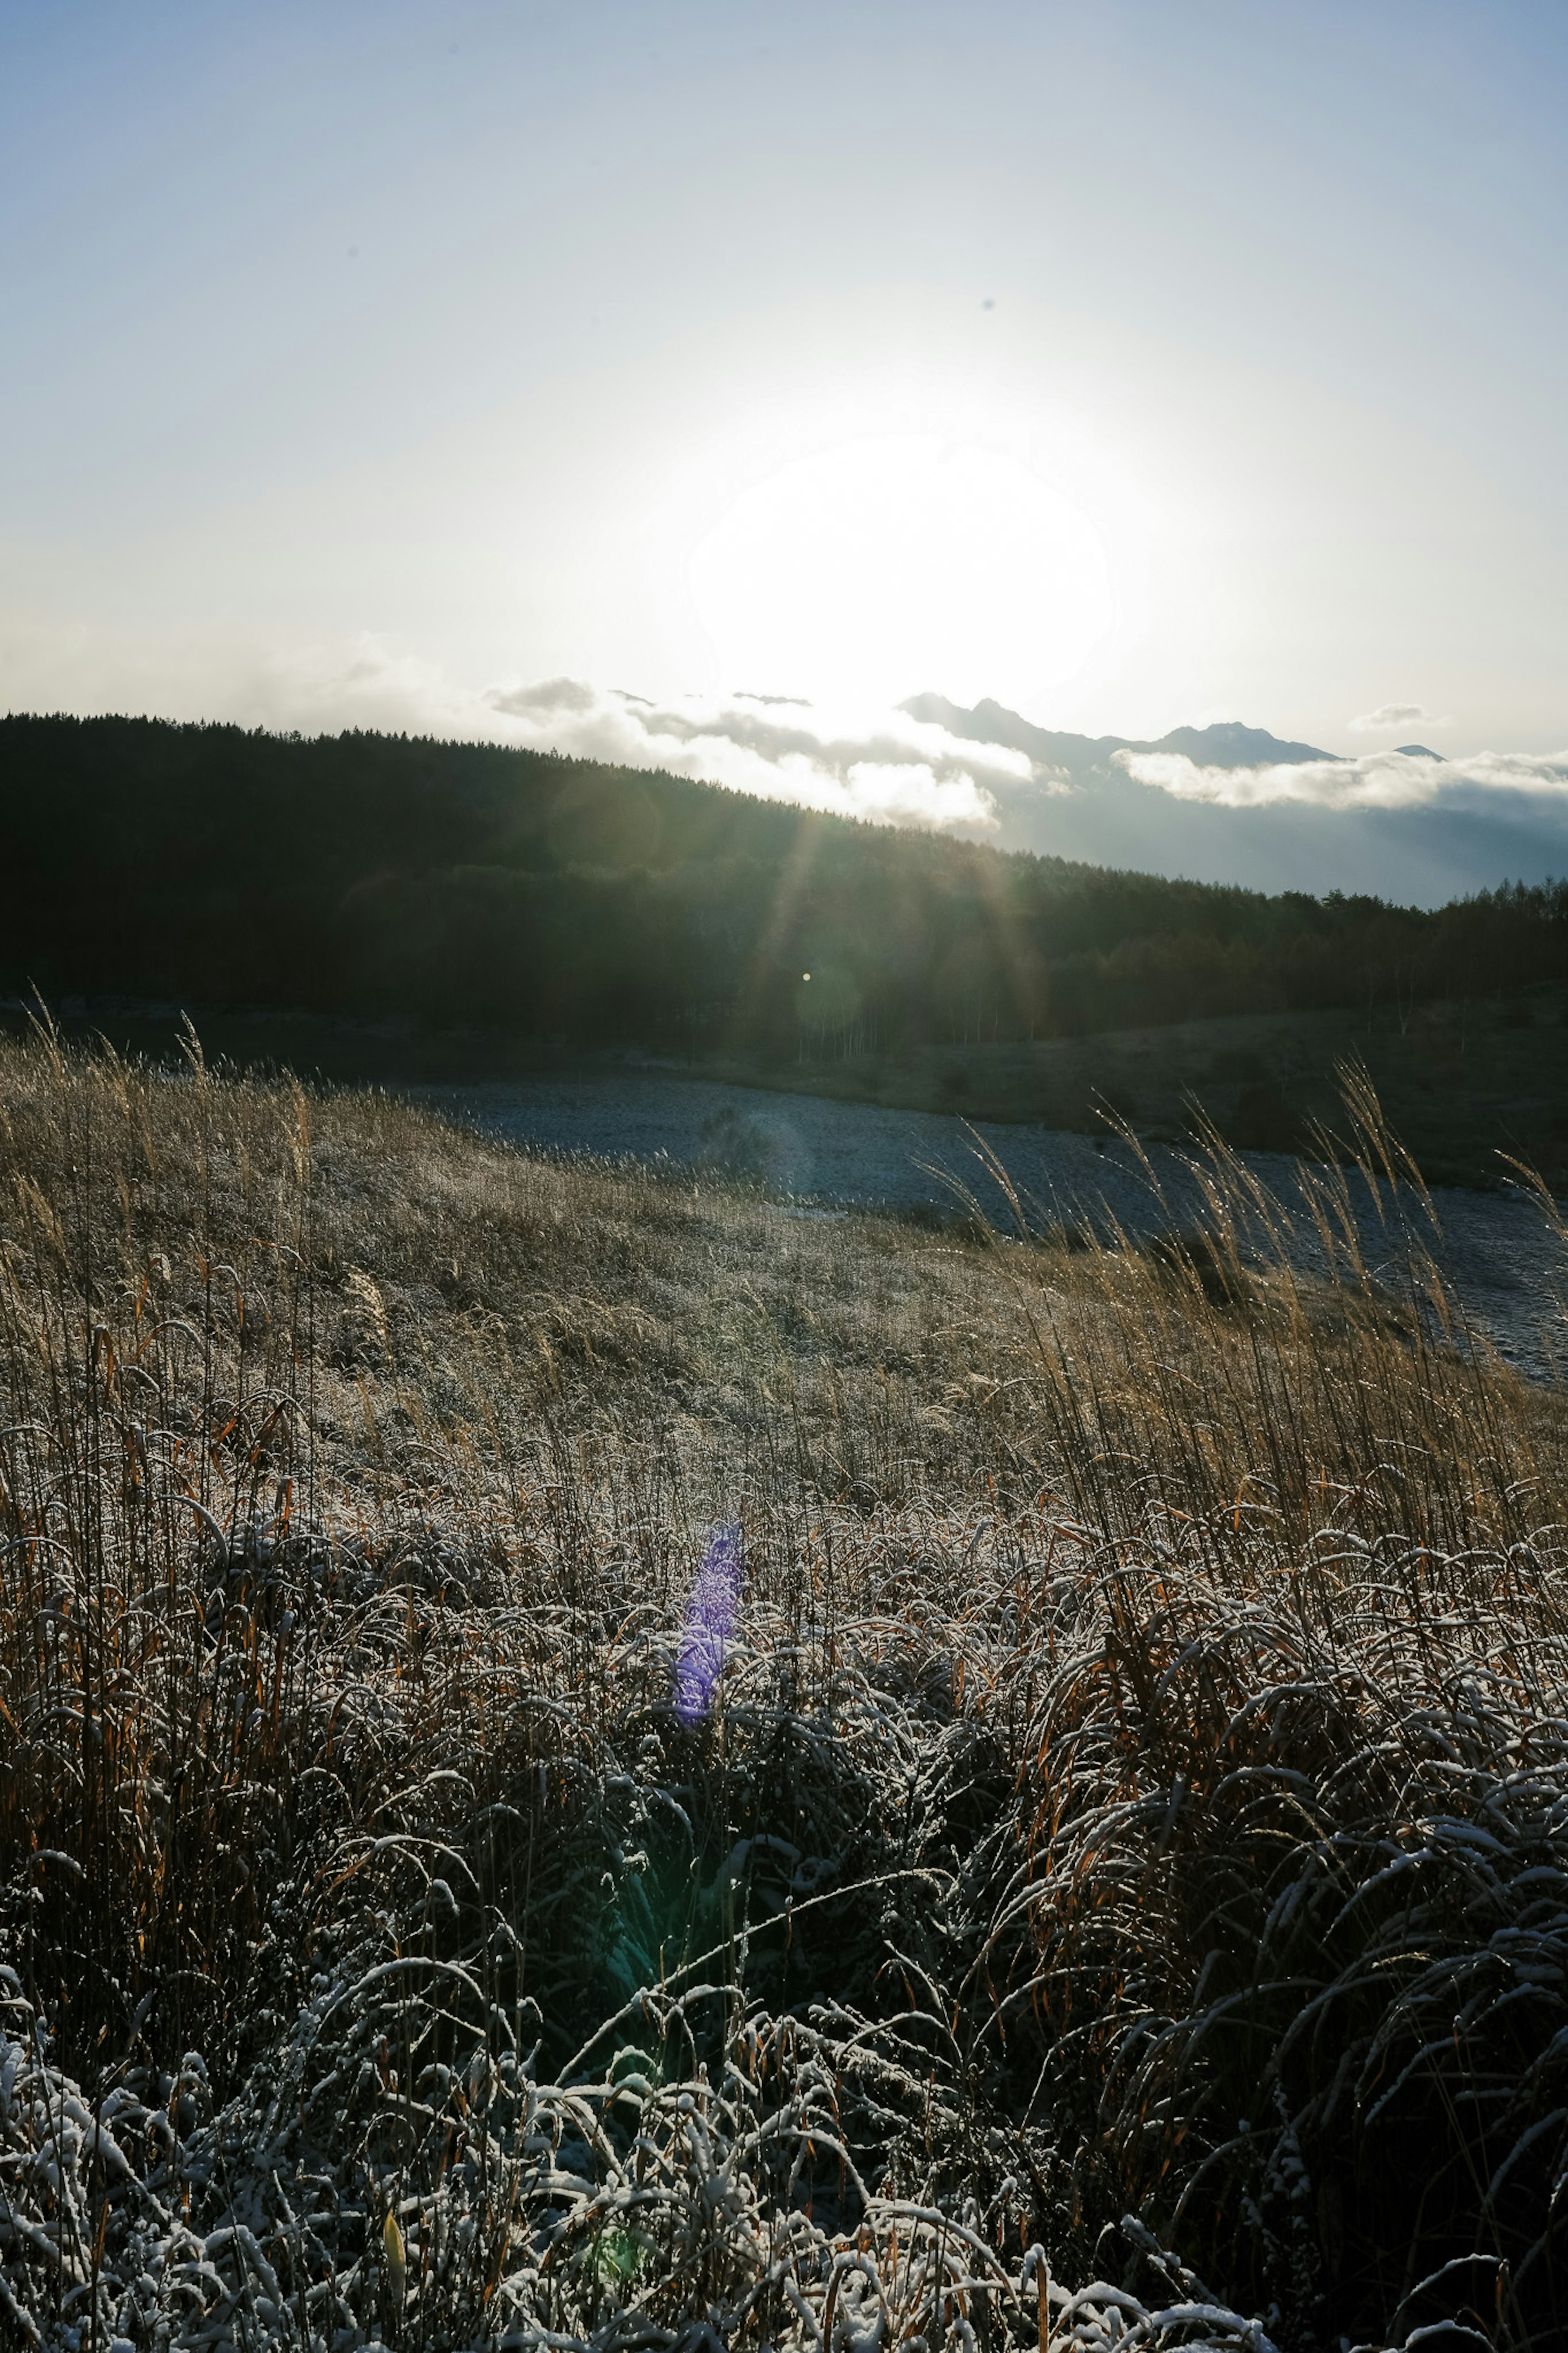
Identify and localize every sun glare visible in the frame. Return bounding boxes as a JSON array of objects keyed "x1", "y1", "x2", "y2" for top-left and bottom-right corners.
[{"x1": 688, "y1": 433, "x2": 1117, "y2": 709}]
